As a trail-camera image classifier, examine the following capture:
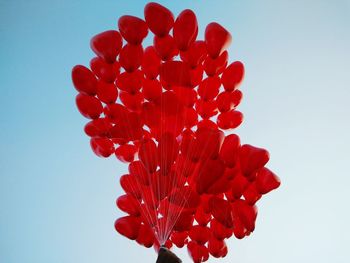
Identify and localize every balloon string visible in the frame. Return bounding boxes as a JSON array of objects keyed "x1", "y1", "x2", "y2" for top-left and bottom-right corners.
[
  {"x1": 115, "y1": 75, "x2": 163, "y2": 243},
  {"x1": 161, "y1": 68, "x2": 182, "y2": 244},
  {"x1": 162, "y1": 116, "x2": 216, "y2": 242},
  {"x1": 138, "y1": 129, "x2": 162, "y2": 242}
]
